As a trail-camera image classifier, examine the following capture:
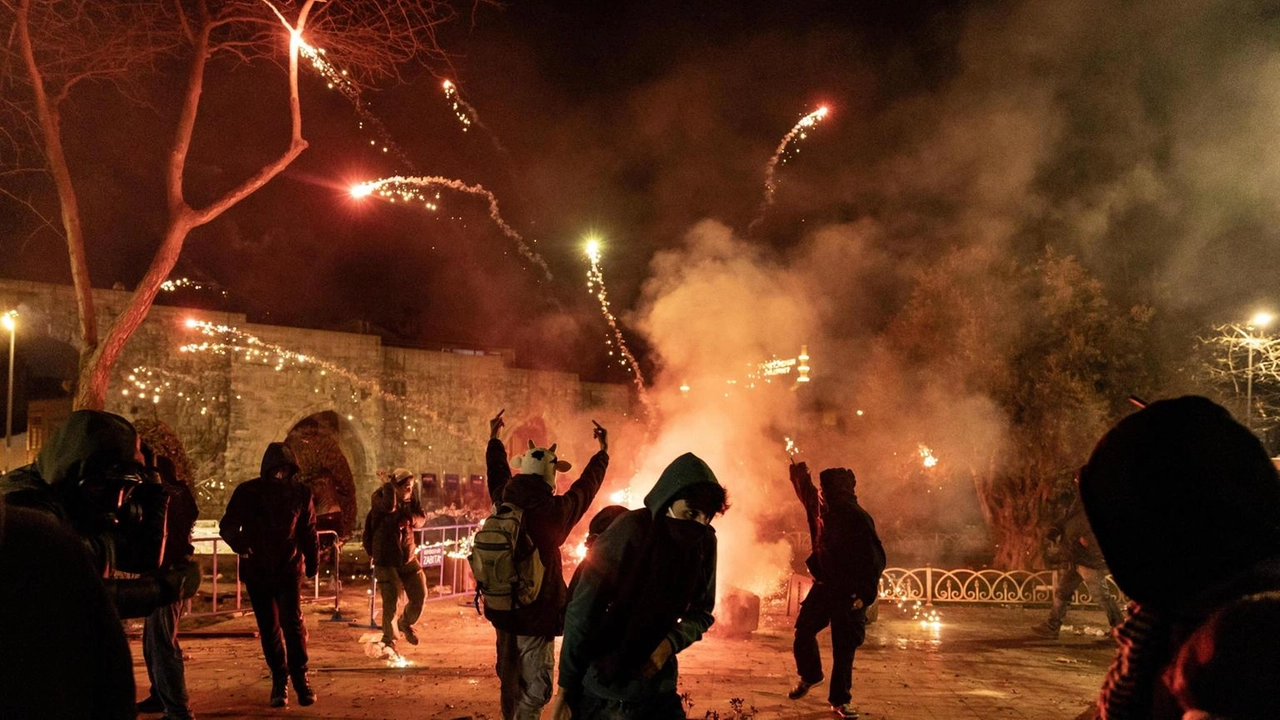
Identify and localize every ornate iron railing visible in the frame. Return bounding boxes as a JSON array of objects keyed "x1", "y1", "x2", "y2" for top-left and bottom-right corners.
[{"x1": 877, "y1": 566, "x2": 1126, "y2": 606}]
